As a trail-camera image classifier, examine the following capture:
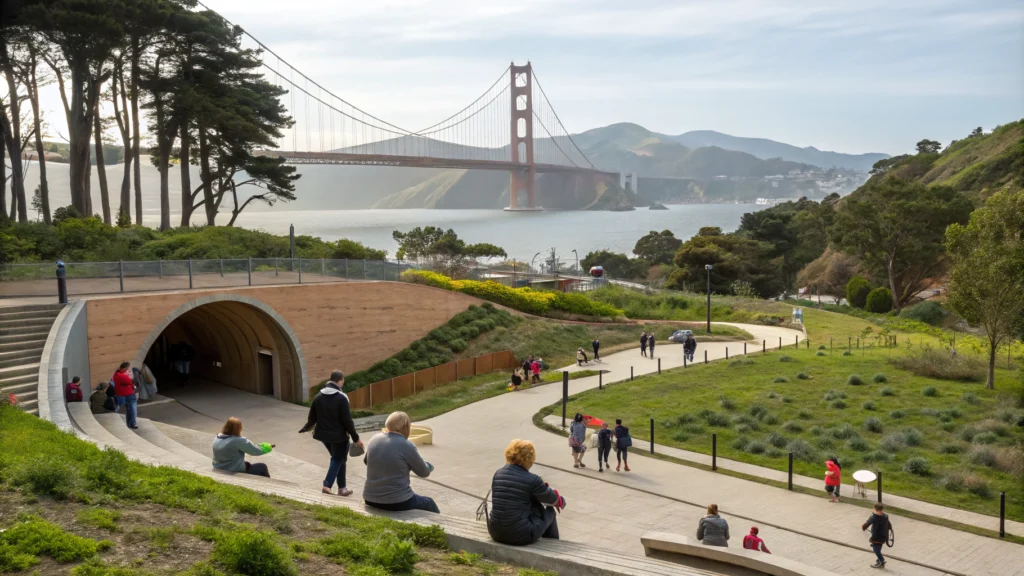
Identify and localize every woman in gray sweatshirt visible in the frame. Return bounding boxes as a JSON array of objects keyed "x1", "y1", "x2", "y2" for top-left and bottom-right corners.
[
  {"x1": 212, "y1": 417, "x2": 273, "y2": 477},
  {"x1": 697, "y1": 503, "x2": 730, "y2": 547},
  {"x1": 362, "y1": 411, "x2": 439, "y2": 513}
]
